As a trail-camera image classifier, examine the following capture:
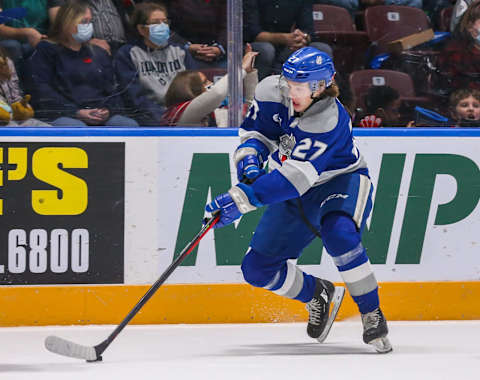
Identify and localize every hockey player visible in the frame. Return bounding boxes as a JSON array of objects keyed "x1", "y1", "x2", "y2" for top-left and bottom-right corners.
[{"x1": 205, "y1": 47, "x2": 392, "y2": 353}]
